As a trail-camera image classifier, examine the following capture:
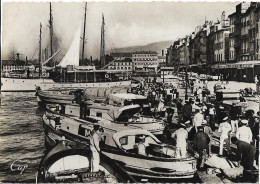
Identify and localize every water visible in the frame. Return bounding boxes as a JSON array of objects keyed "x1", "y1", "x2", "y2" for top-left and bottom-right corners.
[{"x1": 0, "y1": 92, "x2": 45, "y2": 182}]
